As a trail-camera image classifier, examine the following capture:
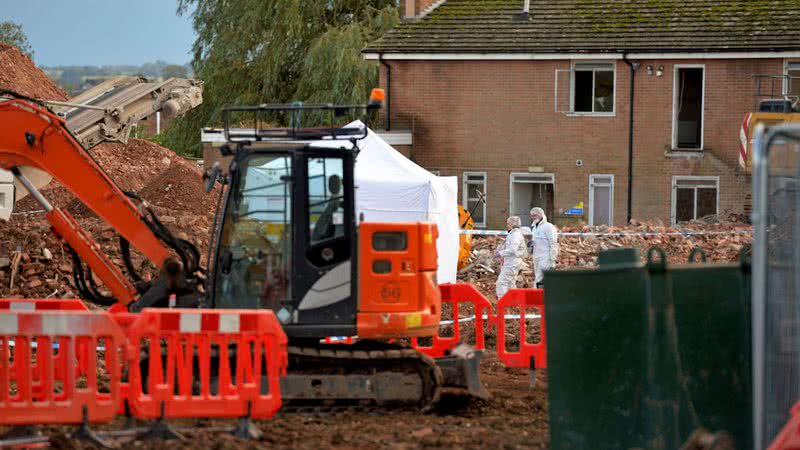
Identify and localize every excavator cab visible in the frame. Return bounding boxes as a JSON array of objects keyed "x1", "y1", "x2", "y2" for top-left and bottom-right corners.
[
  {"x1": 211, "y1": 142, "x2": 360, "y2": 338},
  {"x1": 207, "y1": 91, "x2": 441, "y2": 340}
]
